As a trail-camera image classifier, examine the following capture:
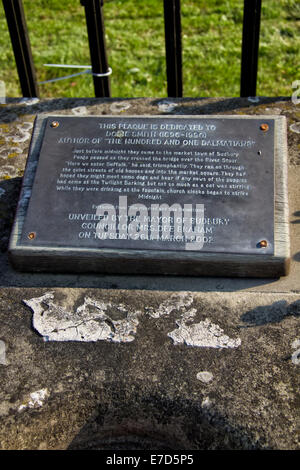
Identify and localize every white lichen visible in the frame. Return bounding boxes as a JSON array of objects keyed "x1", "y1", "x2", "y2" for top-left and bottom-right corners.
[
  {"x1": 247, "y1": 96, "x2": 260, "y2": 103},
  {"x1": 0, "y1": 340, "x2": 6, "y2": 365},
  {"x1": 19, "y1": 97, "x2": 40, "y2": 106},
  {"x1": 0, "y1": 164, "x2": 18, "y2": 178},
  {"x1": 157, "y1": 100, "x2": 178, "y2": 113},
  {"x1": 6, "y1": 122, "x2": 33, "y2": 143},
  {"x1": 290, "y1": 123, "x2": 300, "y2": 134},
  {"x1": 71, "y1": 106, "x2": 88, "y2": 115},
  {"x1": 196, "y1": 371, "x2": 214, "y2": 383},
  {"x1": 146, "y1": 293, "x2": 194, "y2": 319},
  {"x1": 201, "y1": 396, "x2": 212, "y2": 408},
  {"x1": 110, "y1": 102, "x2": 131, "y2": 113},
  {"x1": 168, "y1": 315, "x2": 241, "y2": 349},
  {"x1": 24, "y1": 292, "x2": 141, "y2": 343},
  {"x1": 18, "y1": 388, "x2": 49, "y2": 412},
  {"x1": 291, "y1": 338, "x2": 300, "y2": 365}
]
